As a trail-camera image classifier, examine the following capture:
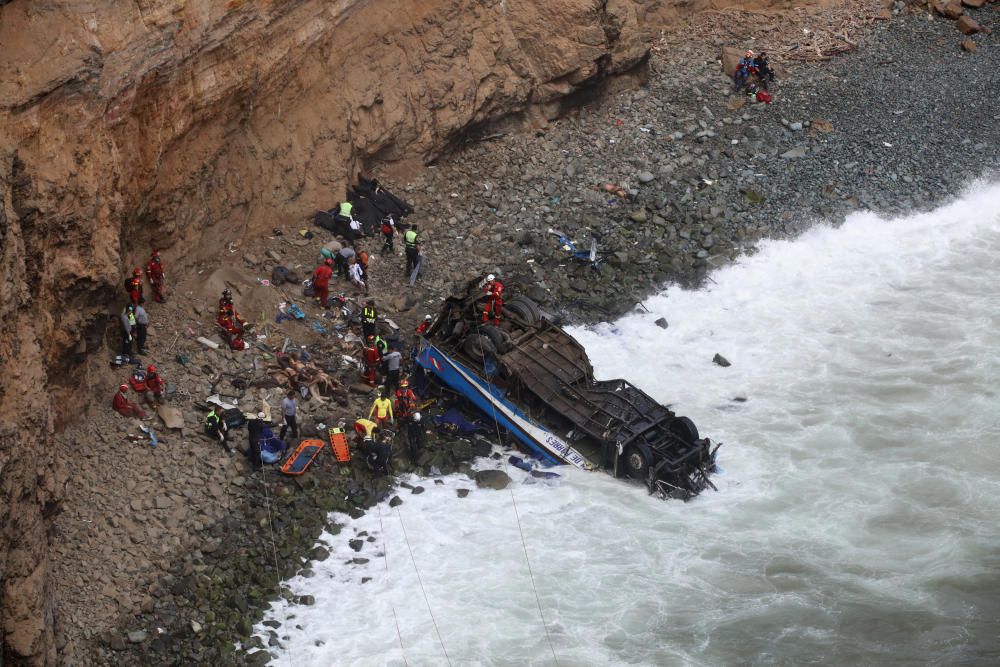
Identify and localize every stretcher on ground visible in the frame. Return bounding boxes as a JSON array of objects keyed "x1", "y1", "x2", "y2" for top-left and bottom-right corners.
[
  {"x1": 328, "y1": 427, "x2": 351, "y2": 462},
  {"x1": 280, "y1": 439, "x2": 326, "y2": 475}
]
